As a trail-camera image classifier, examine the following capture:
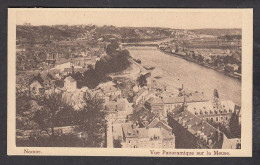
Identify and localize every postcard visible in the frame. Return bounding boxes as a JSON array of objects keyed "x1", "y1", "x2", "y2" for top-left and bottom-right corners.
[{"x1": 8, "y1": 8, "x2": 253, "y2": 156}]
